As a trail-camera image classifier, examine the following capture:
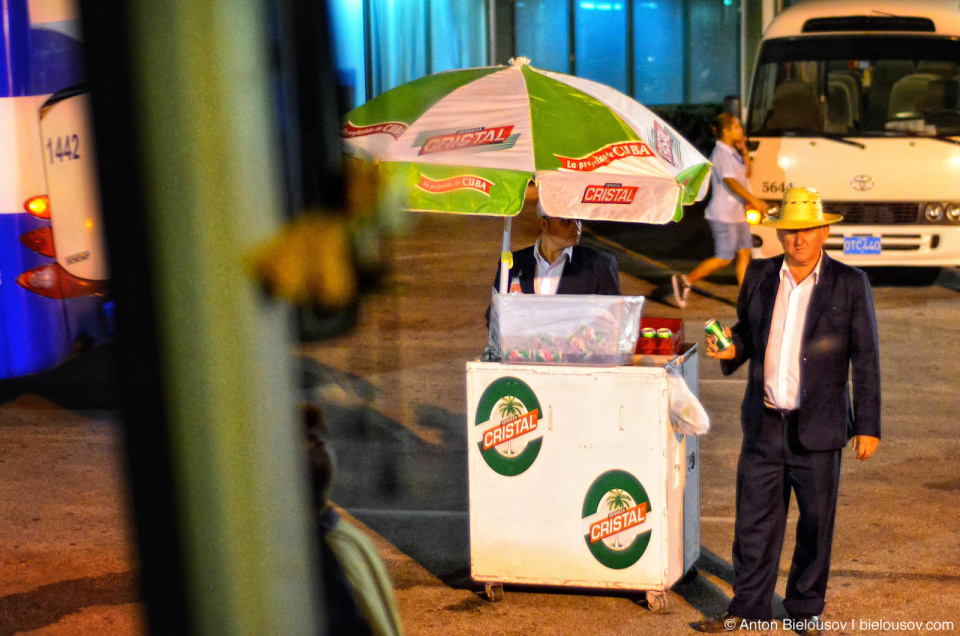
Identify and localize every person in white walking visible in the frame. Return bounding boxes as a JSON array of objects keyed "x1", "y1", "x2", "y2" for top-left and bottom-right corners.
[{"x1": 673, "y1": 113, "x2": 767, "y2": 308}]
